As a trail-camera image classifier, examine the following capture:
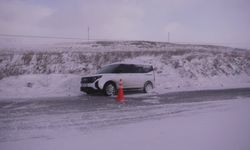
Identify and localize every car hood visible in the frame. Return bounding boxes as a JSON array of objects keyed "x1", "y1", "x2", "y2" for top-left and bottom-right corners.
[{"x1": 81, "y1": 74, "x2": 102, "y2": 78}]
